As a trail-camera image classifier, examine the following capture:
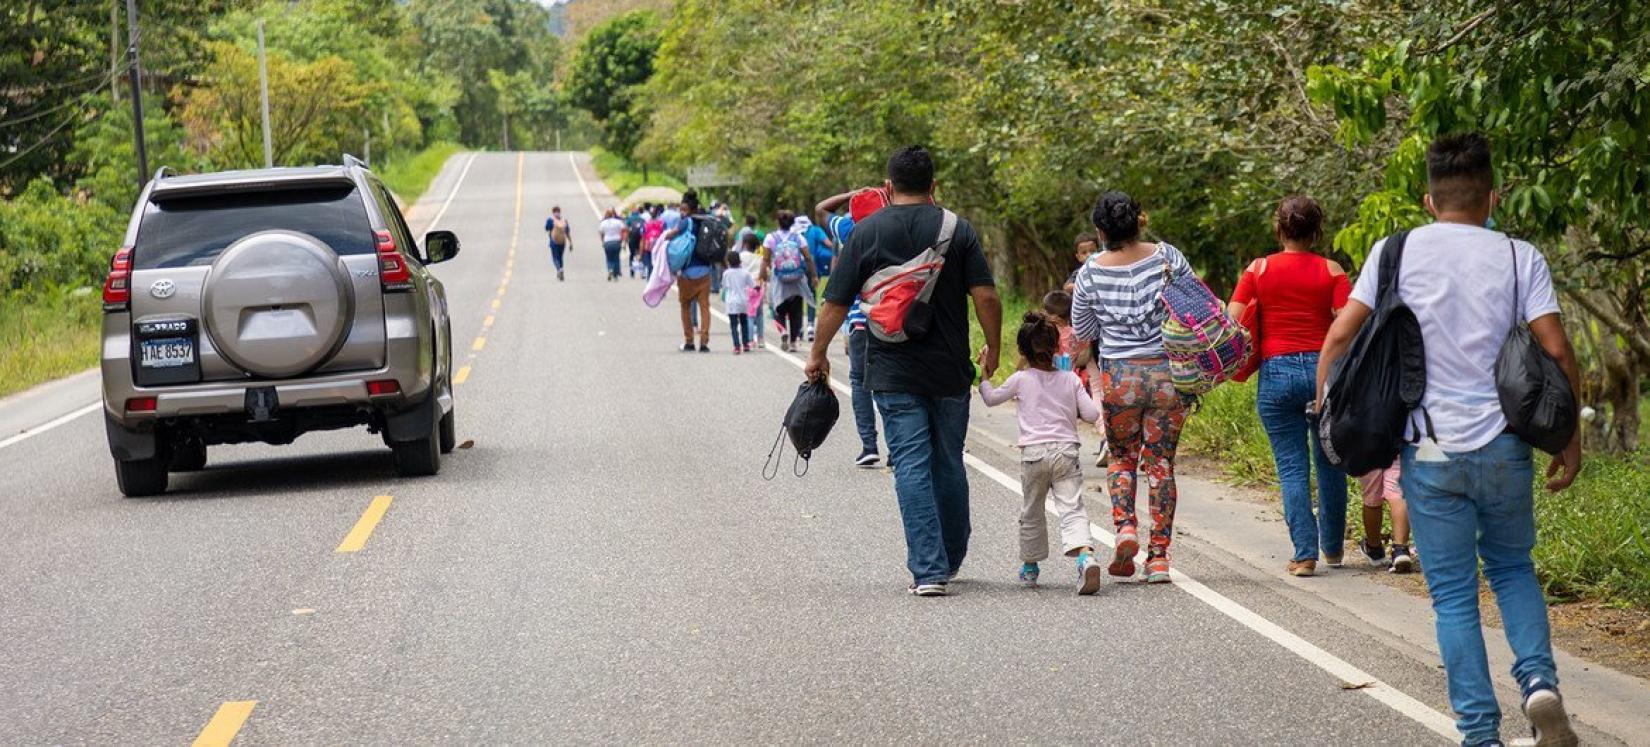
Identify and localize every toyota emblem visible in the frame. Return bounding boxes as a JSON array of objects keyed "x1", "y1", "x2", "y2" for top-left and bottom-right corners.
[{"x1": 149, "y1": 279, "x2": 176, "y2": 299}]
